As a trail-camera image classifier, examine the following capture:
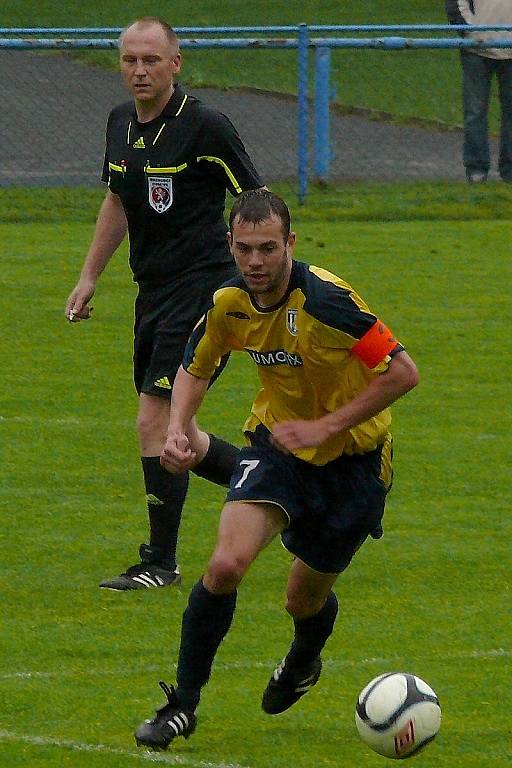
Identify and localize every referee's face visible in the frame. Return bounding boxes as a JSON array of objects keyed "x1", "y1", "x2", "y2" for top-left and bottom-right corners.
[
  {"x1": 229, "y1": 215, "x2": 296, "y2": 307},
  {"x1": 120, "y1": 22, "x2": 181, "y2": 110}
]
